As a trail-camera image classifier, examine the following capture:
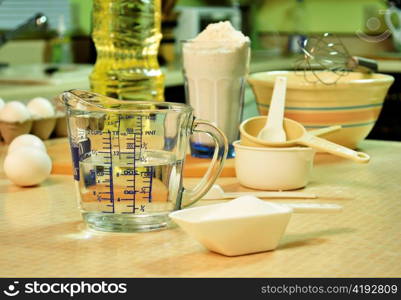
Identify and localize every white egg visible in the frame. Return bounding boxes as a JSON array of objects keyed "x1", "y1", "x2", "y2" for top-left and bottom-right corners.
[
  {"x1": 0, "y1": 101, "x2": 31, "y2": 123},
  {"x1": 8, "y1": 134, "x2": 46, "y2": 154},
  {"x1": 27, "y1": 97, "x2": 55, "y2": 119},
  {"x1": 3, "y1": 147, "x2": 52, "y2": 187},
  {"x1": 0, "y1": 98, "x2": 4, "y2": 110}
]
